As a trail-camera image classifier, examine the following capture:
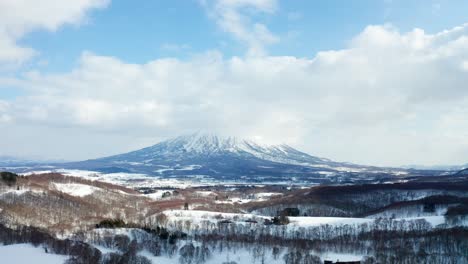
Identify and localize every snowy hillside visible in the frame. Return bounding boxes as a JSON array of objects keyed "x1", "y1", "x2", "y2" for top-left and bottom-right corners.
[
  {"x1": 0, "y1": 244, "x2": 67, "y2": 264},
  {"x1": 97, "y1": 132, "x2": 337, "y2": 166},
  {"x1": 52, "y1": 132, "x2": 421, "y2": 184},
  {"x1": 1, "y1": 171, "x2": 467, "y2": 263}
]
